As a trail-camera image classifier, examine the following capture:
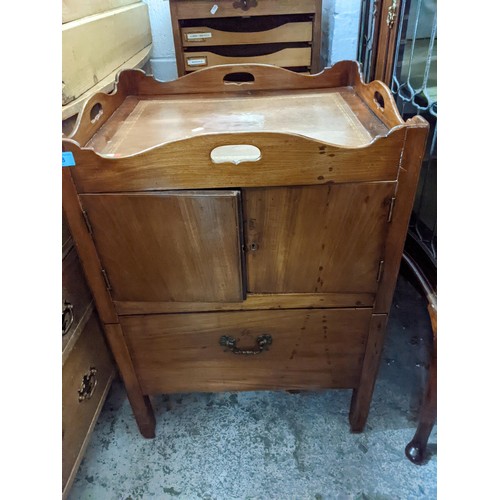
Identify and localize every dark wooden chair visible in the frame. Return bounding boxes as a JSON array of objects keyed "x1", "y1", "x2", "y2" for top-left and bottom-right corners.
[{"x1": 401, "y1": 252, "x2": 437, "y2": 464}]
